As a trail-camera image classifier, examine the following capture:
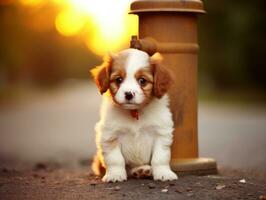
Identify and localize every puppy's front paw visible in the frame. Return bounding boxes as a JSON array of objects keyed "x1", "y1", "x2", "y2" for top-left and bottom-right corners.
[
  {"x1": 152, "y1": 166, "x2": 178, "y2": 181},
  {"x1": 102, "y1": 167, "x2": 127, "y2": 182}
]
